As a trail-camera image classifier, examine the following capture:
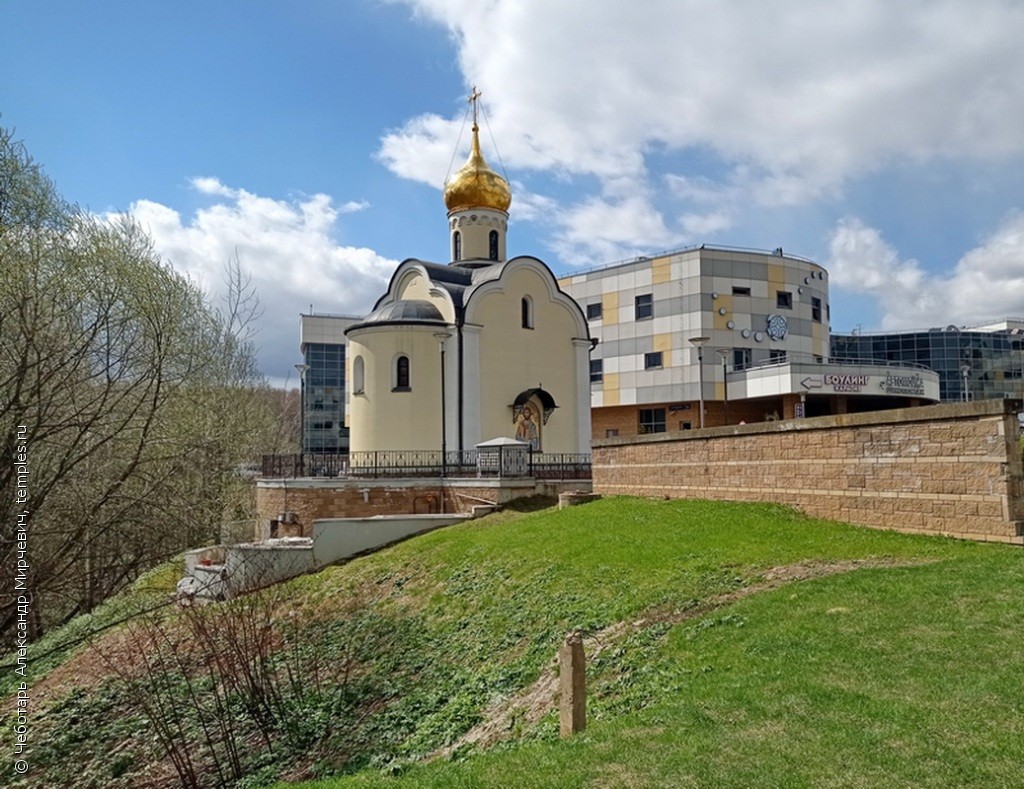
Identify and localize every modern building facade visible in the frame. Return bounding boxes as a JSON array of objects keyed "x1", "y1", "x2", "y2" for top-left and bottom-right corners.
[
  {"x1": 559, "y1": 246, "x2": 940, "y2": 439},
  {"x1": 298, "y1": 314, "x2": 359, "y2": 454},
  {"x1": 832, "y1": 320, "x2": 1024, "y2": 404}
]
